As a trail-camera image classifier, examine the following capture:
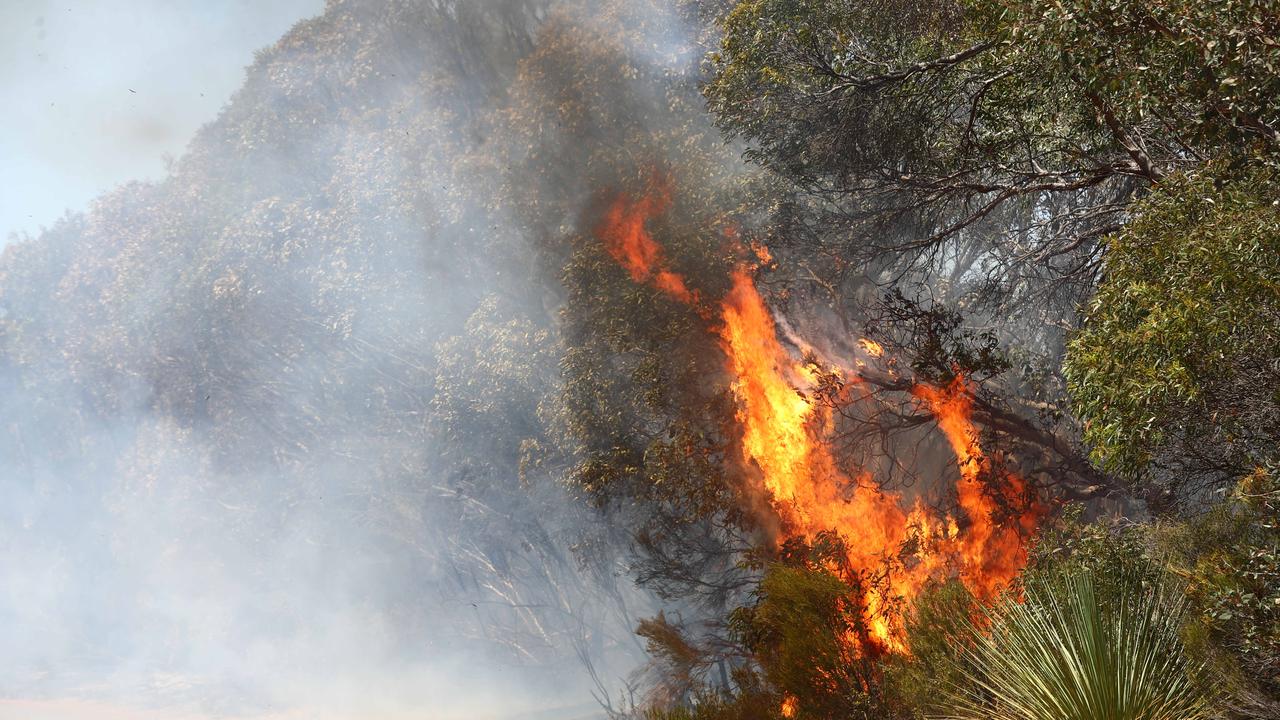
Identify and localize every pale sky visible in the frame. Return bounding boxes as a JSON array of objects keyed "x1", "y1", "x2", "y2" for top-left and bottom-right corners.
[{"x1": 0, "y1": 0, "x2": 325, "y2": 244}]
